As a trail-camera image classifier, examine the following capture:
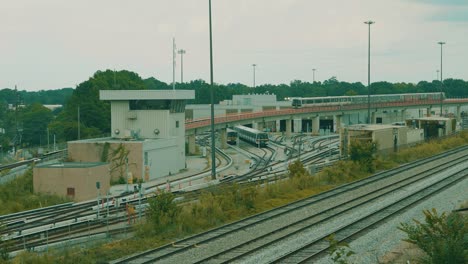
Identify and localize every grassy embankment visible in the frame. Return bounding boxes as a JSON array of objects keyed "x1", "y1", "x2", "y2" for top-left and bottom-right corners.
[{"x1": 10, "y1": 131, "x2": 468, "y2": 264}]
